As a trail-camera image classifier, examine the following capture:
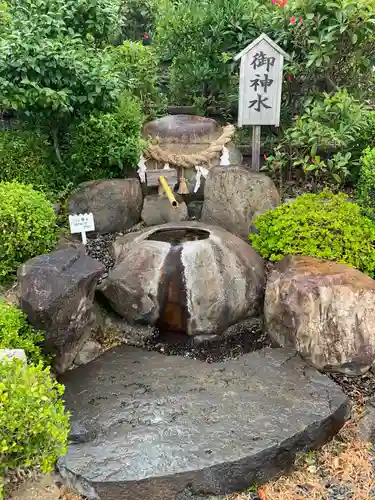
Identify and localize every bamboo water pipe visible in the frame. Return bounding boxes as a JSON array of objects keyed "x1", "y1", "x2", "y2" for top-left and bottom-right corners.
[{"x1": 158, "y1": 175, "x2": 178, "y2": 208}]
